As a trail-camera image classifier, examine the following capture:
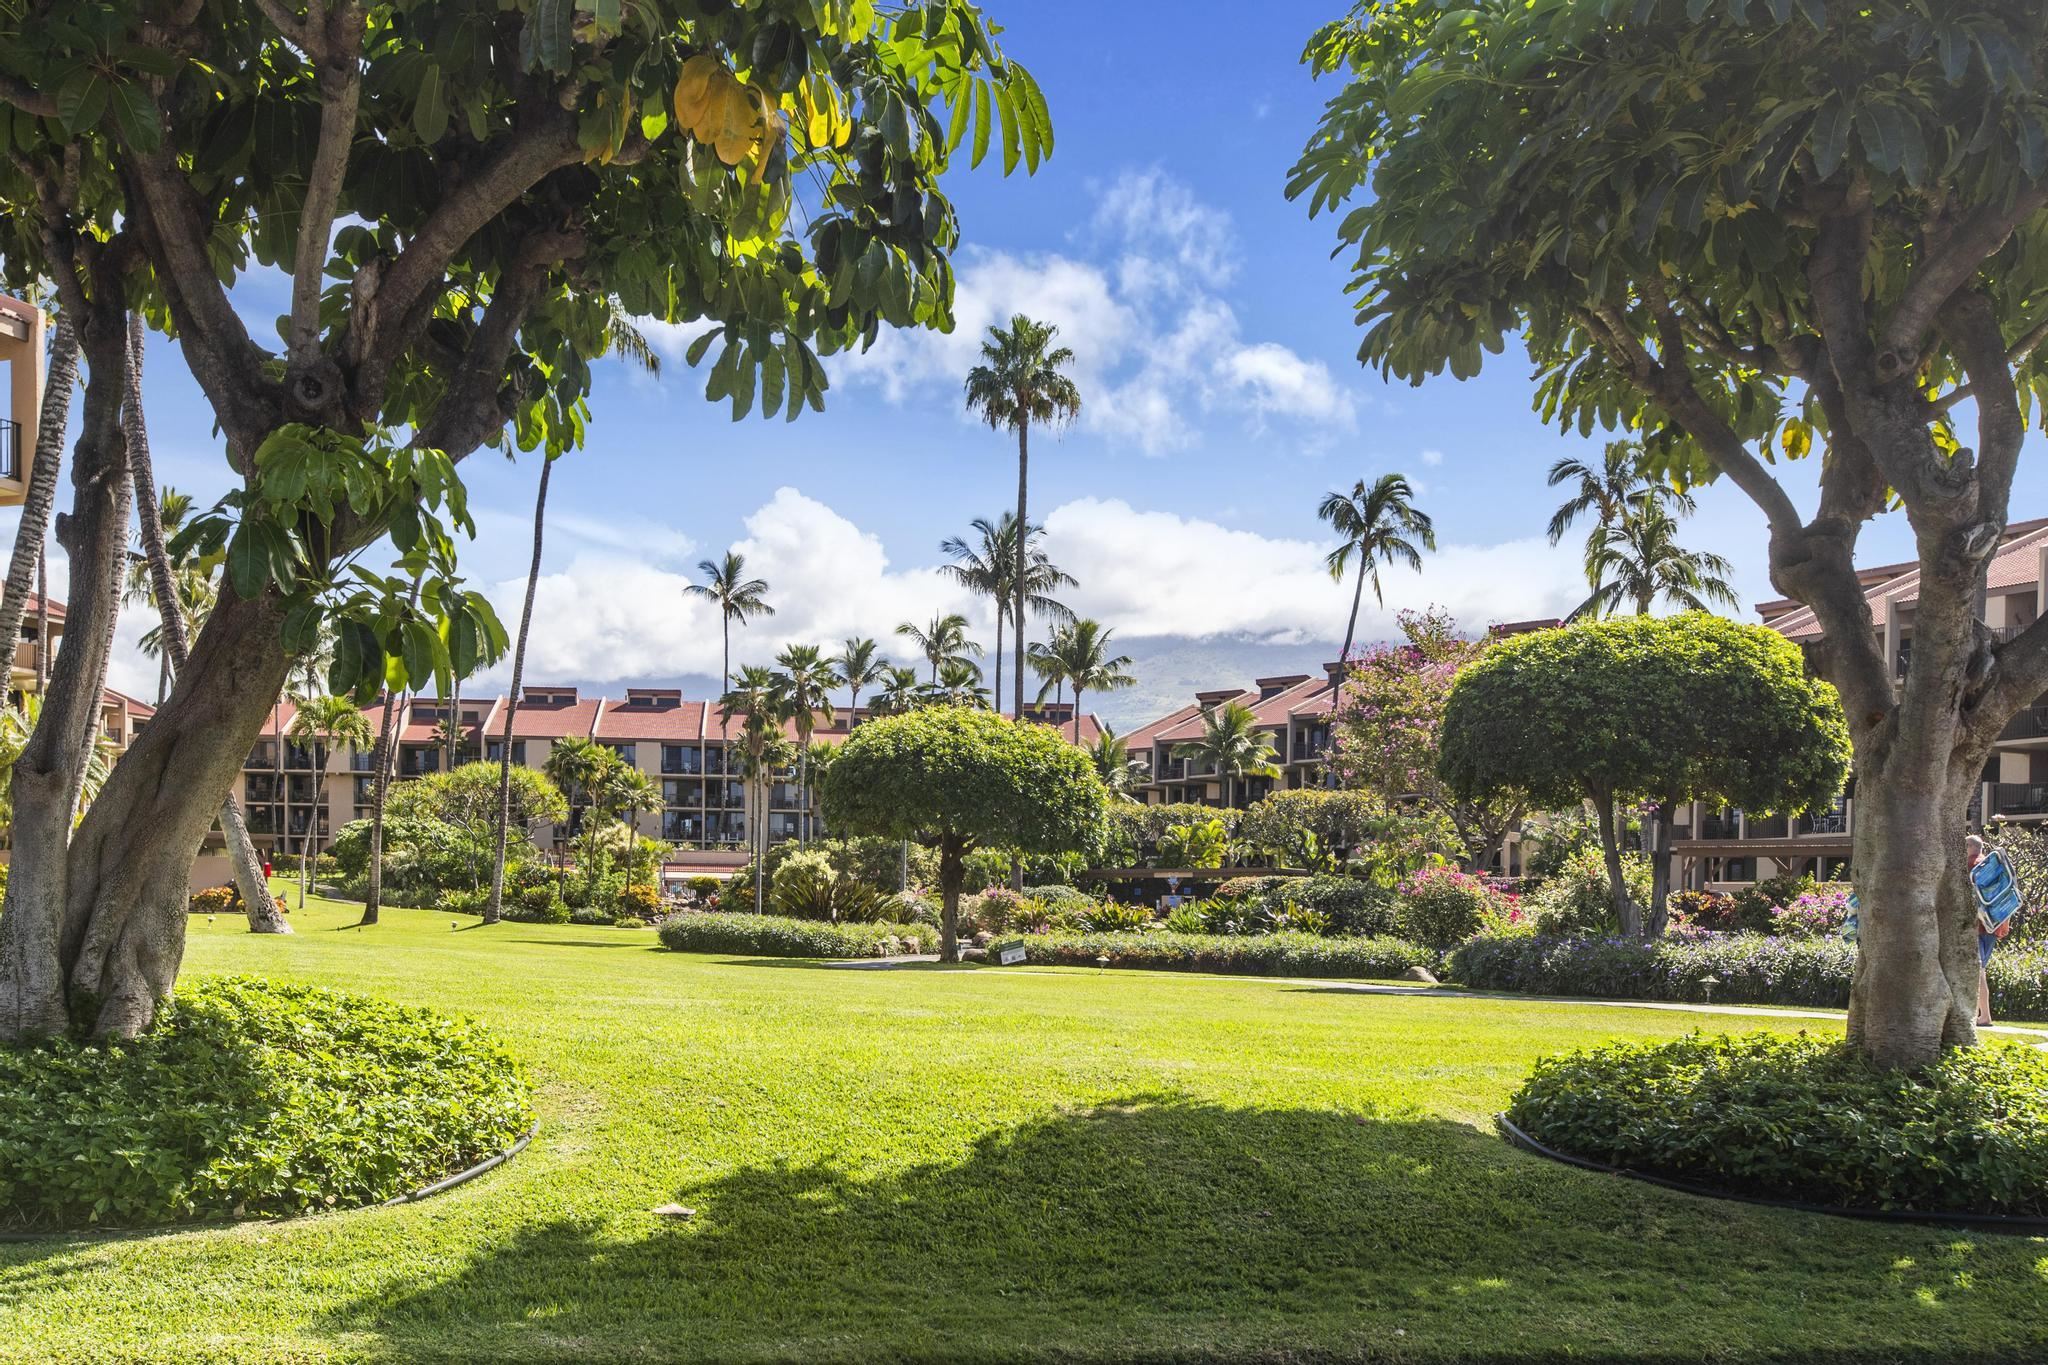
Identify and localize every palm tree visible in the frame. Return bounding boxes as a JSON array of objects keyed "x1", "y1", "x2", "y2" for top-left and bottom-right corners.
[
  {"x1": 941, "y1": 515, "x2": 1012, "y2": 708},
  {"x1": 1031, "y1": 619, "x2": 1135, "y2": 743},
  {"x1": 965, "y1": 313, "x2": 1083, "y2": 721},
  {"x1": 932, "y1": 657, "x2": 991, "y2": 708},
  {"x1": 1545, "y1": 438, "x2": 1693, "y2": 547},
  {"x1": 719, "y1": 665, "x2": 786, "y2": 913},
  {"x1": 895, "y1": 611, "x2": 982, "y2": 683},
  {"x1": 1173, "y1": 701, "x2": 1281, "y2": 809},
  {"x1": 871, "y1": 665, "x2": 924, "y2": 717},
  {"x1": 543, "y1": 735, "x2": 621, "y2": 888},
  {"x1": 1570, "y1": 502, "x2": 1740, "y2": 621},
  {"x1": 771, "y1": 643, "x2": 836, "y2": 842},
  {"x1": 489, "y1": 451, "x2": 556, "y2": 925},
  {"x1": 1319, "y1": 473, "x2": 1436, "y2": 672},
  {"x1": 686, "y1": 551, "x2": 775, "y2": 695},
  {"x1": 1087, "y1": 725, "x2": 1145, "y2": 802},
  {"x1": 0, "y1": 693, "x2": 115, "y2": 843},
  {"x1": 833, "y1": 637, "x2": 889, "y2": 725},
  {"x1": 284, "y1": 693, "x2": 374, "y2": 909}
]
